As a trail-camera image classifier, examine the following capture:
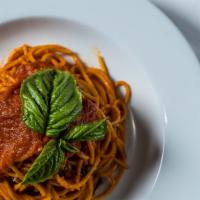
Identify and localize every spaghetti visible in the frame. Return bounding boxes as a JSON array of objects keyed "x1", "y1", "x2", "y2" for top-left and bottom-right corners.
[{"x1": 0, "y1": 44, "x2": 131, "y2": 200}]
